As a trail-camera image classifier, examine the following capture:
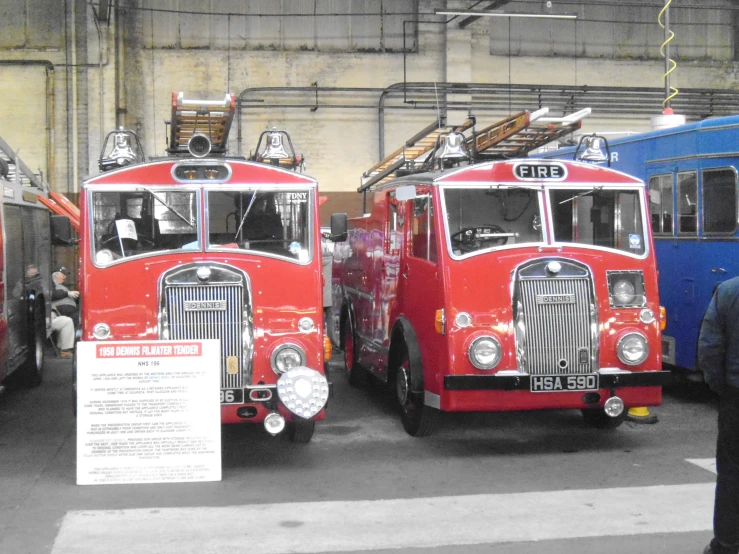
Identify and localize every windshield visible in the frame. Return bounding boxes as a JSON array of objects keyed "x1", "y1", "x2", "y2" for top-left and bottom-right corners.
[
  {"x1": 207, "y1": 189, "x2": 313, "y2": 262},
  {"x1": 550, "y1": 187, "x2": 646, "y2": 256},
  {"x1": 91, "y1": 189, "x2": 198, "y2": 264},
  {"x1": 443, "y1": 186, "x2": 544, "y2": 256}
]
